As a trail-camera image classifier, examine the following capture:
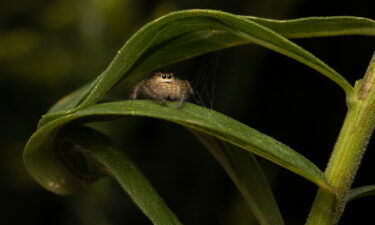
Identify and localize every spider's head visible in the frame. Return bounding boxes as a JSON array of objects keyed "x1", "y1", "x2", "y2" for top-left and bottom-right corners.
[{"x1": 153, "y1": 72, "x2": 176, "y2": 83}]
